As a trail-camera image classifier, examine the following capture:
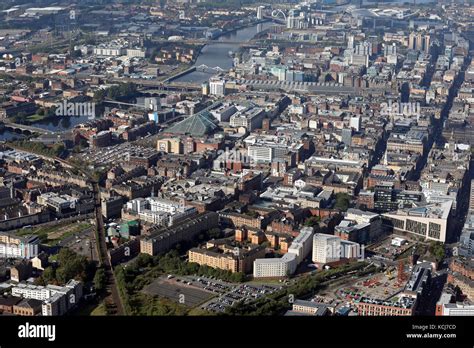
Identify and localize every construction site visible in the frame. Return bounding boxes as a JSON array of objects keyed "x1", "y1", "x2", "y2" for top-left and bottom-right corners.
[{"x1": 333, "y1": 260, "x2": 411, "y2": 306}]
